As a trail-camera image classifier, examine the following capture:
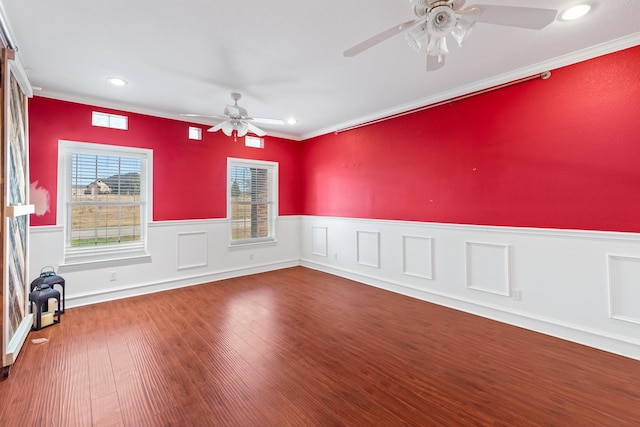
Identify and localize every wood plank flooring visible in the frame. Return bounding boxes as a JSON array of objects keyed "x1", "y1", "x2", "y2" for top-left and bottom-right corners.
[{"x1": 1, "y1": 266, "x2": 639, "y2": 426}]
